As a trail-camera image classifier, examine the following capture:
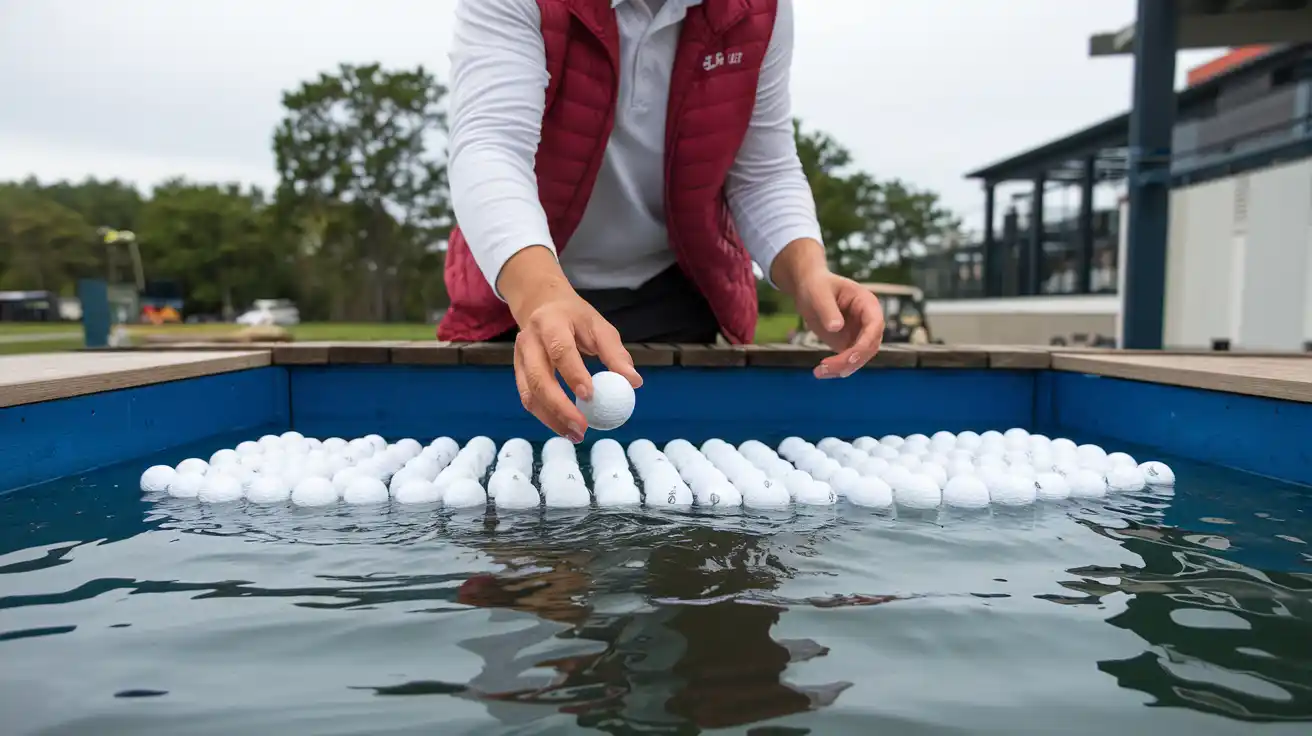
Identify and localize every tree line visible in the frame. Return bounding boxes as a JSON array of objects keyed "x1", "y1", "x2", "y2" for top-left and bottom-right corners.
[{"x1": 0, "y1": 63, "x2": 961, "y2": 322}]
